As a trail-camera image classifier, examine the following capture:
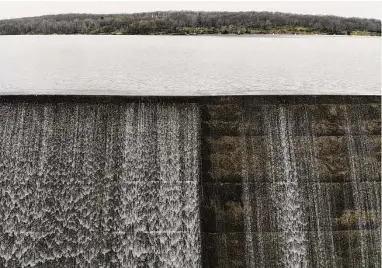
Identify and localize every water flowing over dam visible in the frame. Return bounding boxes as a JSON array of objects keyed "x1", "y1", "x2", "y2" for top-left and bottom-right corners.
[
  {"x1": 0, "y1": 100, "x2": 201, "y2": 267},
  {"x1": 201, "y1": 96, "x2": 380, "y2": 268},
  {"x1": 238, "y1": 103, "x2": 380, "y2": 268},
  {"x1": 0, "y1": 96, "x2": 380, "y2": 268}
]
